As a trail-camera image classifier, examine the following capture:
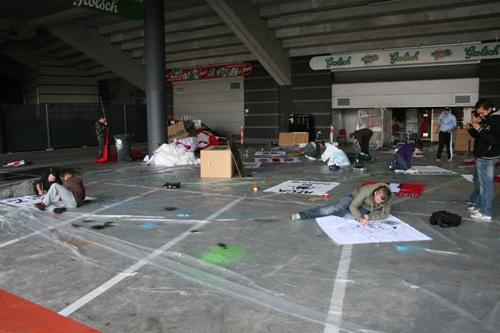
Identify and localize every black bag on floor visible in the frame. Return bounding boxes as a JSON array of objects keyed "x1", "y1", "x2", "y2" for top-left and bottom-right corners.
[{"x1": 429, "y1": 210, "x2": 462, "y2": 227}]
